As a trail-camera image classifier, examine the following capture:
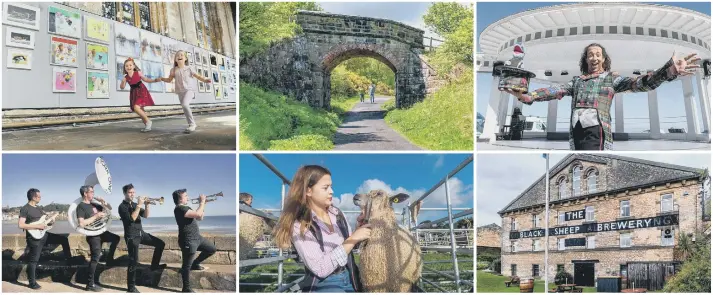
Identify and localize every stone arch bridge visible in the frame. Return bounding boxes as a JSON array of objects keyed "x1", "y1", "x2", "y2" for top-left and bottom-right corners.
[{"x1": 240, "y1": 10, "x2": 439, "y2": 109}]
